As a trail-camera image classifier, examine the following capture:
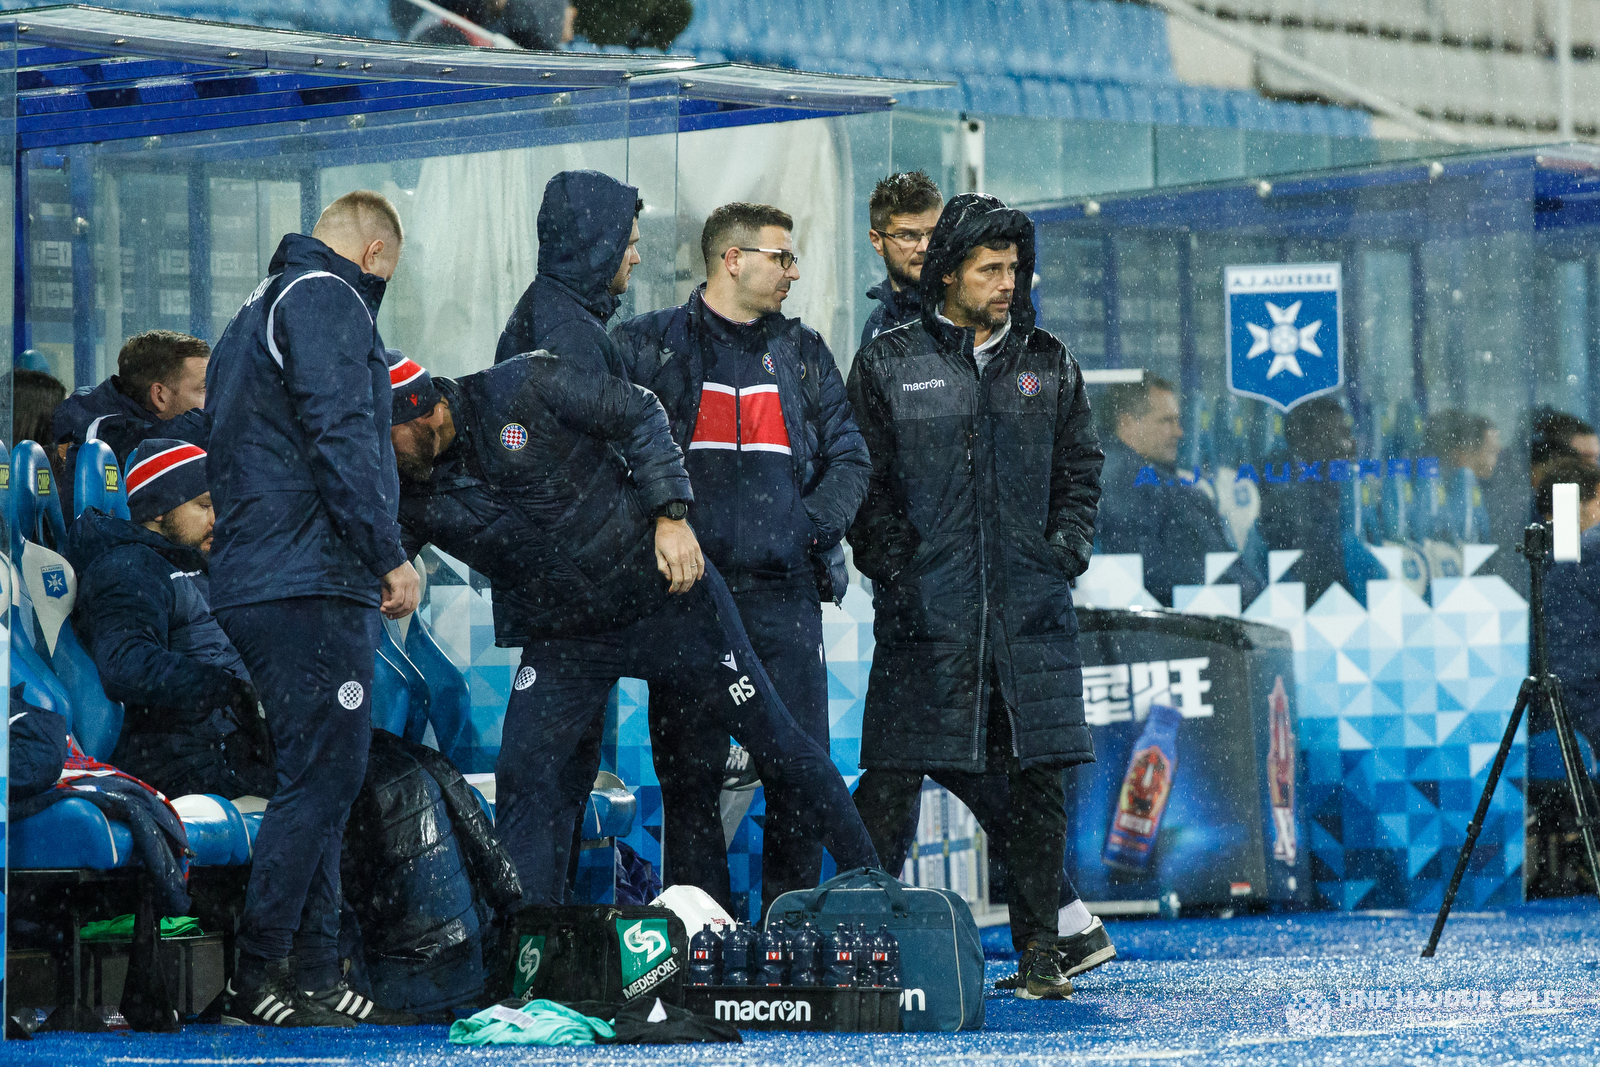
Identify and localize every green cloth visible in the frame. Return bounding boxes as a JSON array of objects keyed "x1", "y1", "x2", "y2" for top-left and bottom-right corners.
[
  {"x1": 79, "y1": 915, "x2": 202, "y2": 942},
  {"x1": 448, "y1": 1000, "x2": 615, "y2": 1047}
]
